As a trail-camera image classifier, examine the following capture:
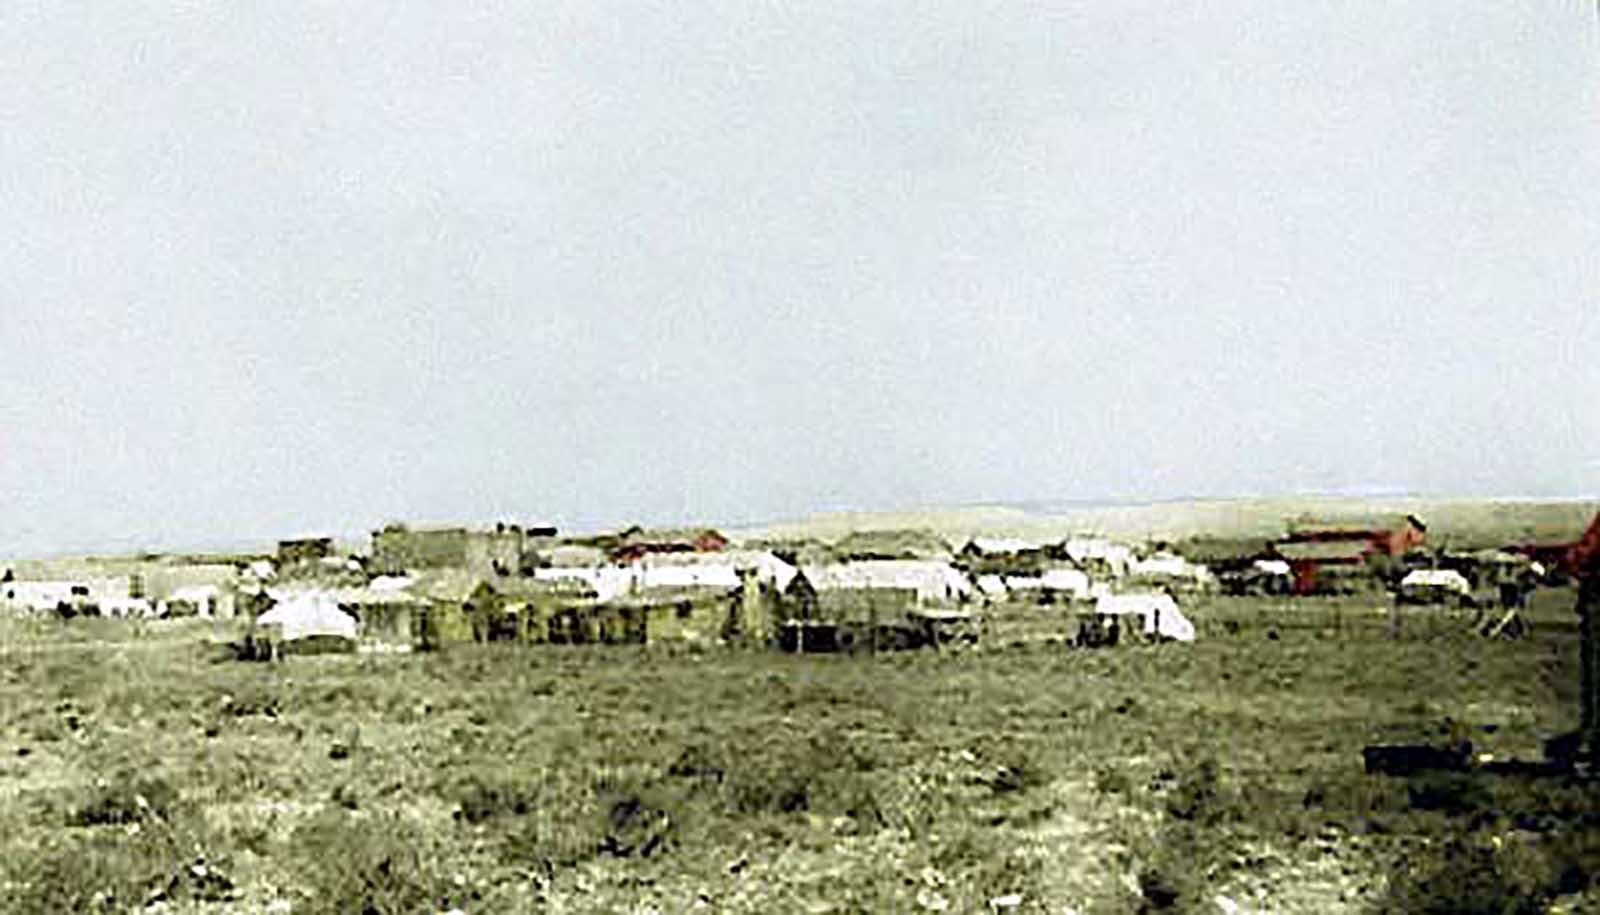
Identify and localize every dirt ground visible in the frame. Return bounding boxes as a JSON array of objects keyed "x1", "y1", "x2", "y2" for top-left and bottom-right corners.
[{"x1": 1, "y1": 590, "x2": 1597, "y2": 913}]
